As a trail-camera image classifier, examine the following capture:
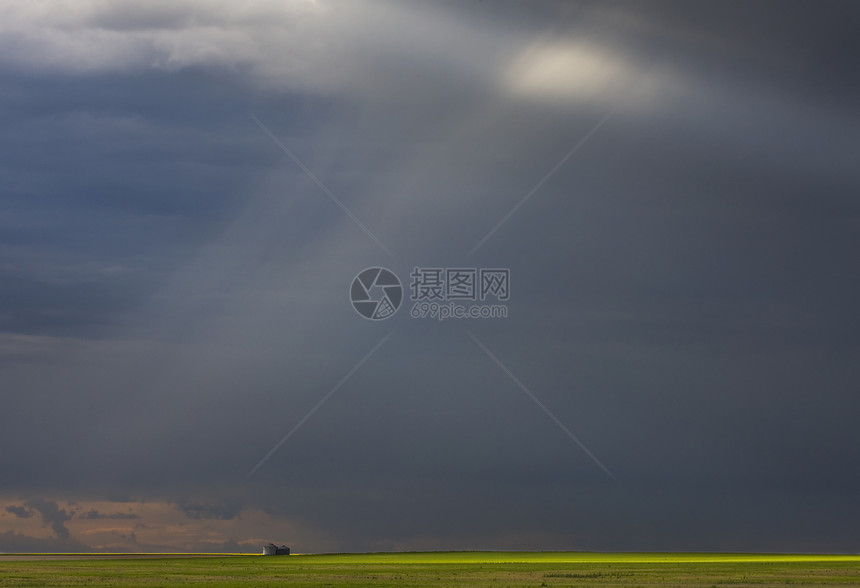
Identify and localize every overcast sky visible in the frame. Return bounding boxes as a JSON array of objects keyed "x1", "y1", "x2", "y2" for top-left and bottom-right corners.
[{"x1": 1, "y1": 0, "x2": 859, "y2": 554}]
